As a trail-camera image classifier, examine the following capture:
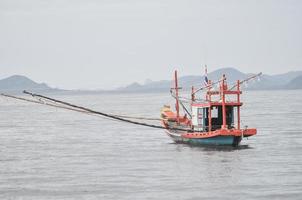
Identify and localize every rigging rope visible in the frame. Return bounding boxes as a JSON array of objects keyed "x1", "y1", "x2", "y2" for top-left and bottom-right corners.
[
  {"x1": 1, "y1": 91, "x2": 193, "y2": 132},
  {"x1": 1, "y1": 93, "x2": 91, "y2": 114},
  {"x1": 4, "y1": 93, "x2": 160, "y2": 121},
  {"x1": 31, "y1": 94, "x2": 161, "y2": 121},
  {"x1": 169, "y1": 91, "x2": 192, "y2": 118},
  {"x1": 0, "y1": 73, "x2": 262, "y2": 133}
]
